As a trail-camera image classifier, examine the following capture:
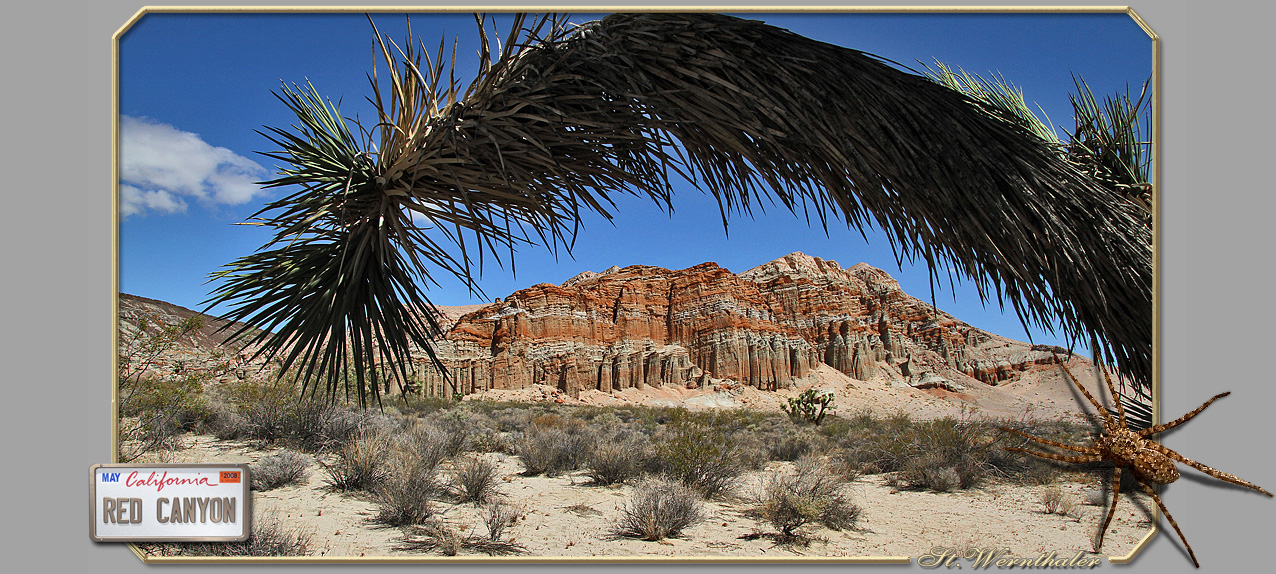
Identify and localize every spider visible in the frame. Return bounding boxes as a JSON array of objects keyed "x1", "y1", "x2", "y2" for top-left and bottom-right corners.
[{"x1": 1000, "y1": 354, "x2": 1271, "y2": 567}]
